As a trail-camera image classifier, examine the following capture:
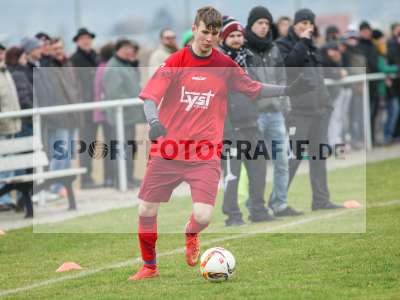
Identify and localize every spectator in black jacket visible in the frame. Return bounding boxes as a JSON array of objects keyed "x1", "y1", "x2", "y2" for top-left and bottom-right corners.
[
  {"x1": 245, "y1": 6, "x2": 302, "y2": 217},
  {"x1": 20, "y1": 37, "x2": 42, "y2": 85},
  {"x1": 358, "y1": 21, "x2": 380, "y2": 143},
  {"x1": 5, "y1": 47, "x2": 33, "y2": 137},
  {"x1": 219, "y1": 16, "x2": 274, "y2": 226},
  {"x1": 276, "y1": 8, "x2": 343, "y2": 211},
  {"x1": 386, "y1": 23, "x2": 400, "y2": 141},
  {"x1": 70, "y1": 28, "x2": 99, "y2": 189}
]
